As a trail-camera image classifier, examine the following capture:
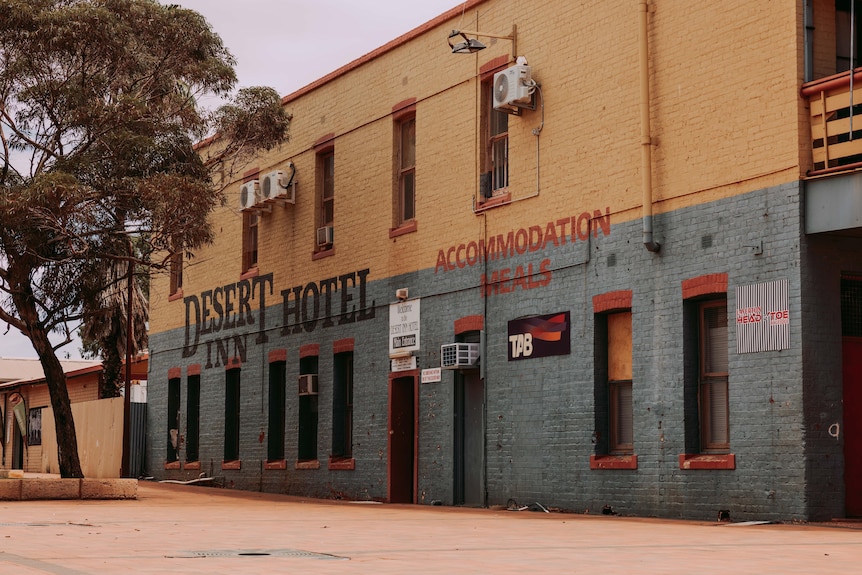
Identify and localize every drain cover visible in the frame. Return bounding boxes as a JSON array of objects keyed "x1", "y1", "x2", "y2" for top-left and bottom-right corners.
[{"x1": 173, "y1": 549, "x2": 347, "y2": 560}]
